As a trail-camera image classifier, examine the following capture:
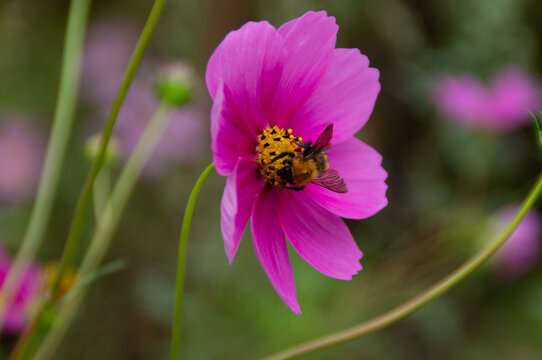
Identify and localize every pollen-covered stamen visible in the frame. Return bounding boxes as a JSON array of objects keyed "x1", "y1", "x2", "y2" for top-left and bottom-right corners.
[{"x1": 255, "y1": 126, "x2": 303, "y2": 187}]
